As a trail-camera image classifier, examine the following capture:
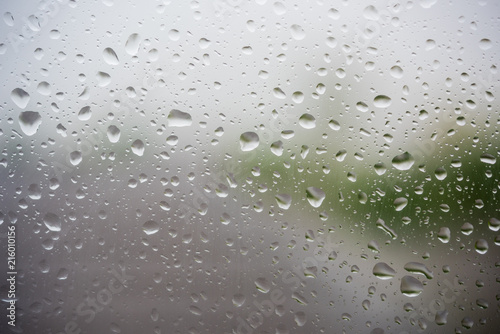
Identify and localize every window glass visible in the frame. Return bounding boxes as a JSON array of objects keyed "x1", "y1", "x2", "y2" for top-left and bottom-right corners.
[{"x1": 0, "y1": 1, "x2": 498, "y2": 333}]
